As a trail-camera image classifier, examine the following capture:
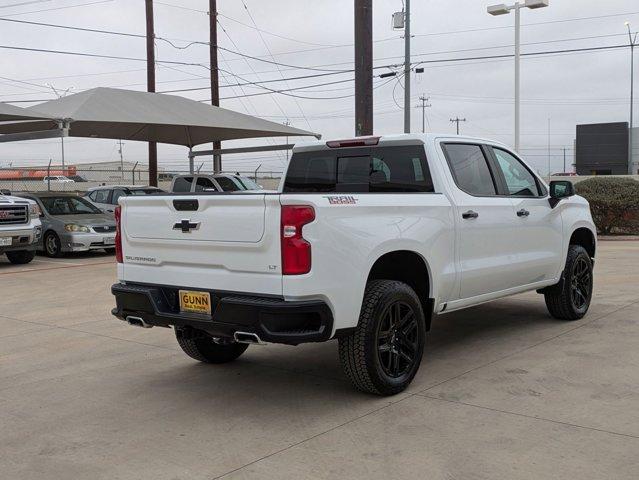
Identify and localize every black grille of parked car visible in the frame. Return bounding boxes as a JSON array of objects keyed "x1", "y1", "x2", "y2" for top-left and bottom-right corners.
[
  {"x1": 0, "y1": 205, "x2": 28, "y2": 225},
  {"x1": 92, "y1": 225, "x2": 116, "y2": 233}
]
